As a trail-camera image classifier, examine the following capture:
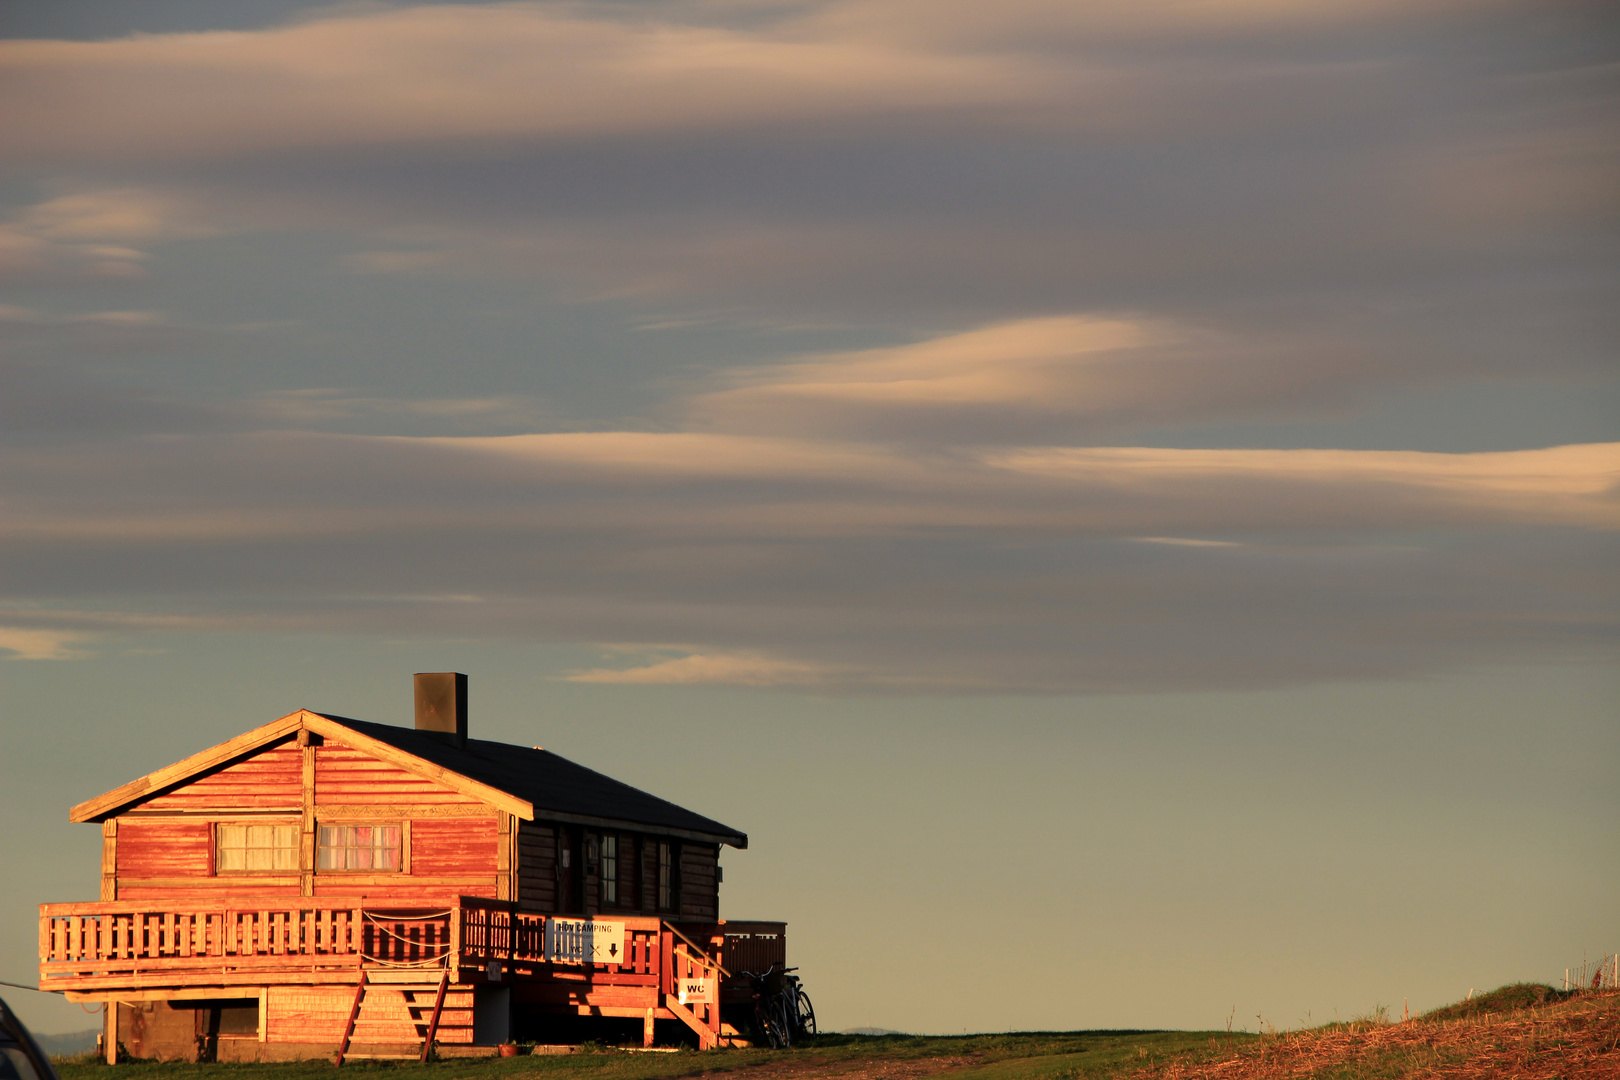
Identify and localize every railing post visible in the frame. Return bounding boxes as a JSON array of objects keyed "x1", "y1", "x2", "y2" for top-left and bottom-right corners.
[{"x1": 450, "y1": 903, "x2": 463, "y2": 979}]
